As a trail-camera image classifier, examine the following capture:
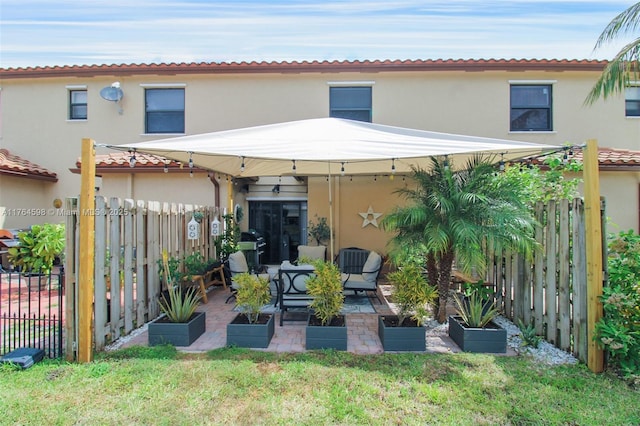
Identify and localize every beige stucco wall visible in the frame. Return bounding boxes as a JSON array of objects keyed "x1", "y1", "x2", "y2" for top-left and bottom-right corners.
[
  {"x1": 0, "y1": 66, "x2": 638, "y2": 234},
  {"x1": 0, "y1": 175, "x2": 57, "y2": 229}
]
